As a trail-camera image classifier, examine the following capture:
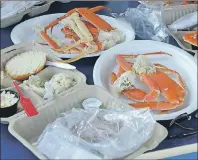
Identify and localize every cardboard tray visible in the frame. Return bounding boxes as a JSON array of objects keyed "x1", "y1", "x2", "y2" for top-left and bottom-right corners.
[
  {"x1": 8, "y1": 85, "x2": 168, "y2": 159},
  {"x1": 1, "y1": 42, "x2": 86, "y2": 124},
  {"x1": 1, "y1": 1, "x2": 54, "y2": 28},
  {"x1": 1, "y1": 41, "x2": 62, "y2": 89}
]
